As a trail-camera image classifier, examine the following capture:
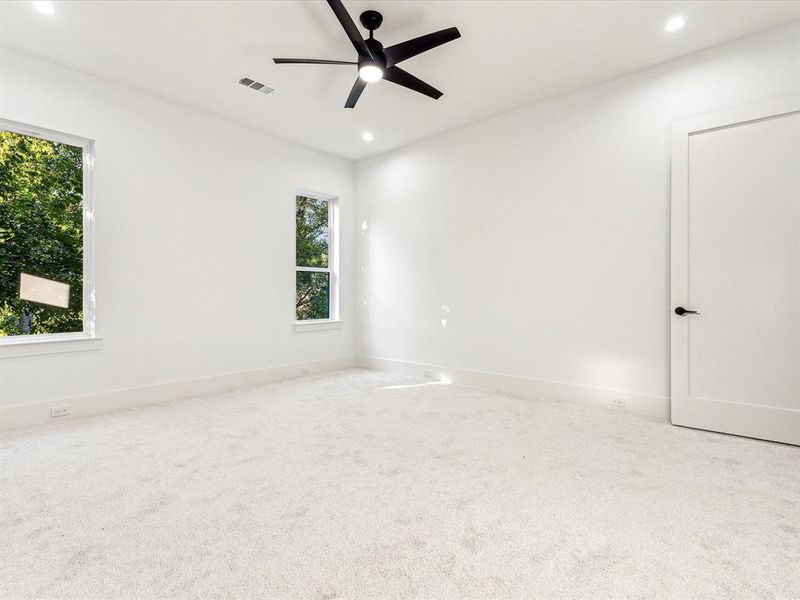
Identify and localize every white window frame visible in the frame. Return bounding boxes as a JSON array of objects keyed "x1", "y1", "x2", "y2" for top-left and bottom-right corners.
[
  {"x1": 0, "y1": 119, "x2": 100, "y2": 357},
  {"x1": 294, "y1": 189, "x2": 341, "y2": 331}
]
